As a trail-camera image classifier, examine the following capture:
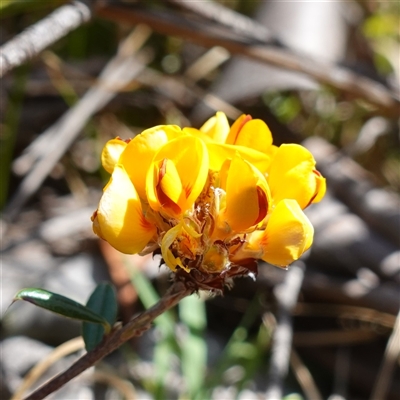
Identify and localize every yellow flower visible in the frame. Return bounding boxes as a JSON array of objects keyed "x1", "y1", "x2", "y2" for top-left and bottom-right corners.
[{"x1": 92, "y1": 112, "x2": 326, "y2": 289}]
